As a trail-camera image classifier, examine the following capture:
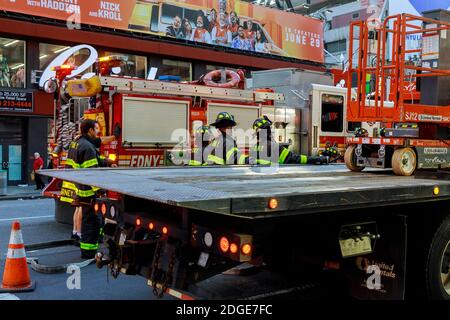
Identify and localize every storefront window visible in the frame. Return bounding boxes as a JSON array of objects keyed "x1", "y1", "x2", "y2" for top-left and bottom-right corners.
[
  {"x1": 39, "y1": 43, "x2": 92, "y2": 74},
  {"x1": 0, "y1": 37, "x2": 26, "y2": 88},
  {"x1": 159, "y1": 59, "x2": 192, "y2": 81},
  {"x1": 206, "y1": 65, "x2": 237, "y2": 73},
  {"x1": 99, "y1": 51, "x2": 147, "y2": 78}
]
